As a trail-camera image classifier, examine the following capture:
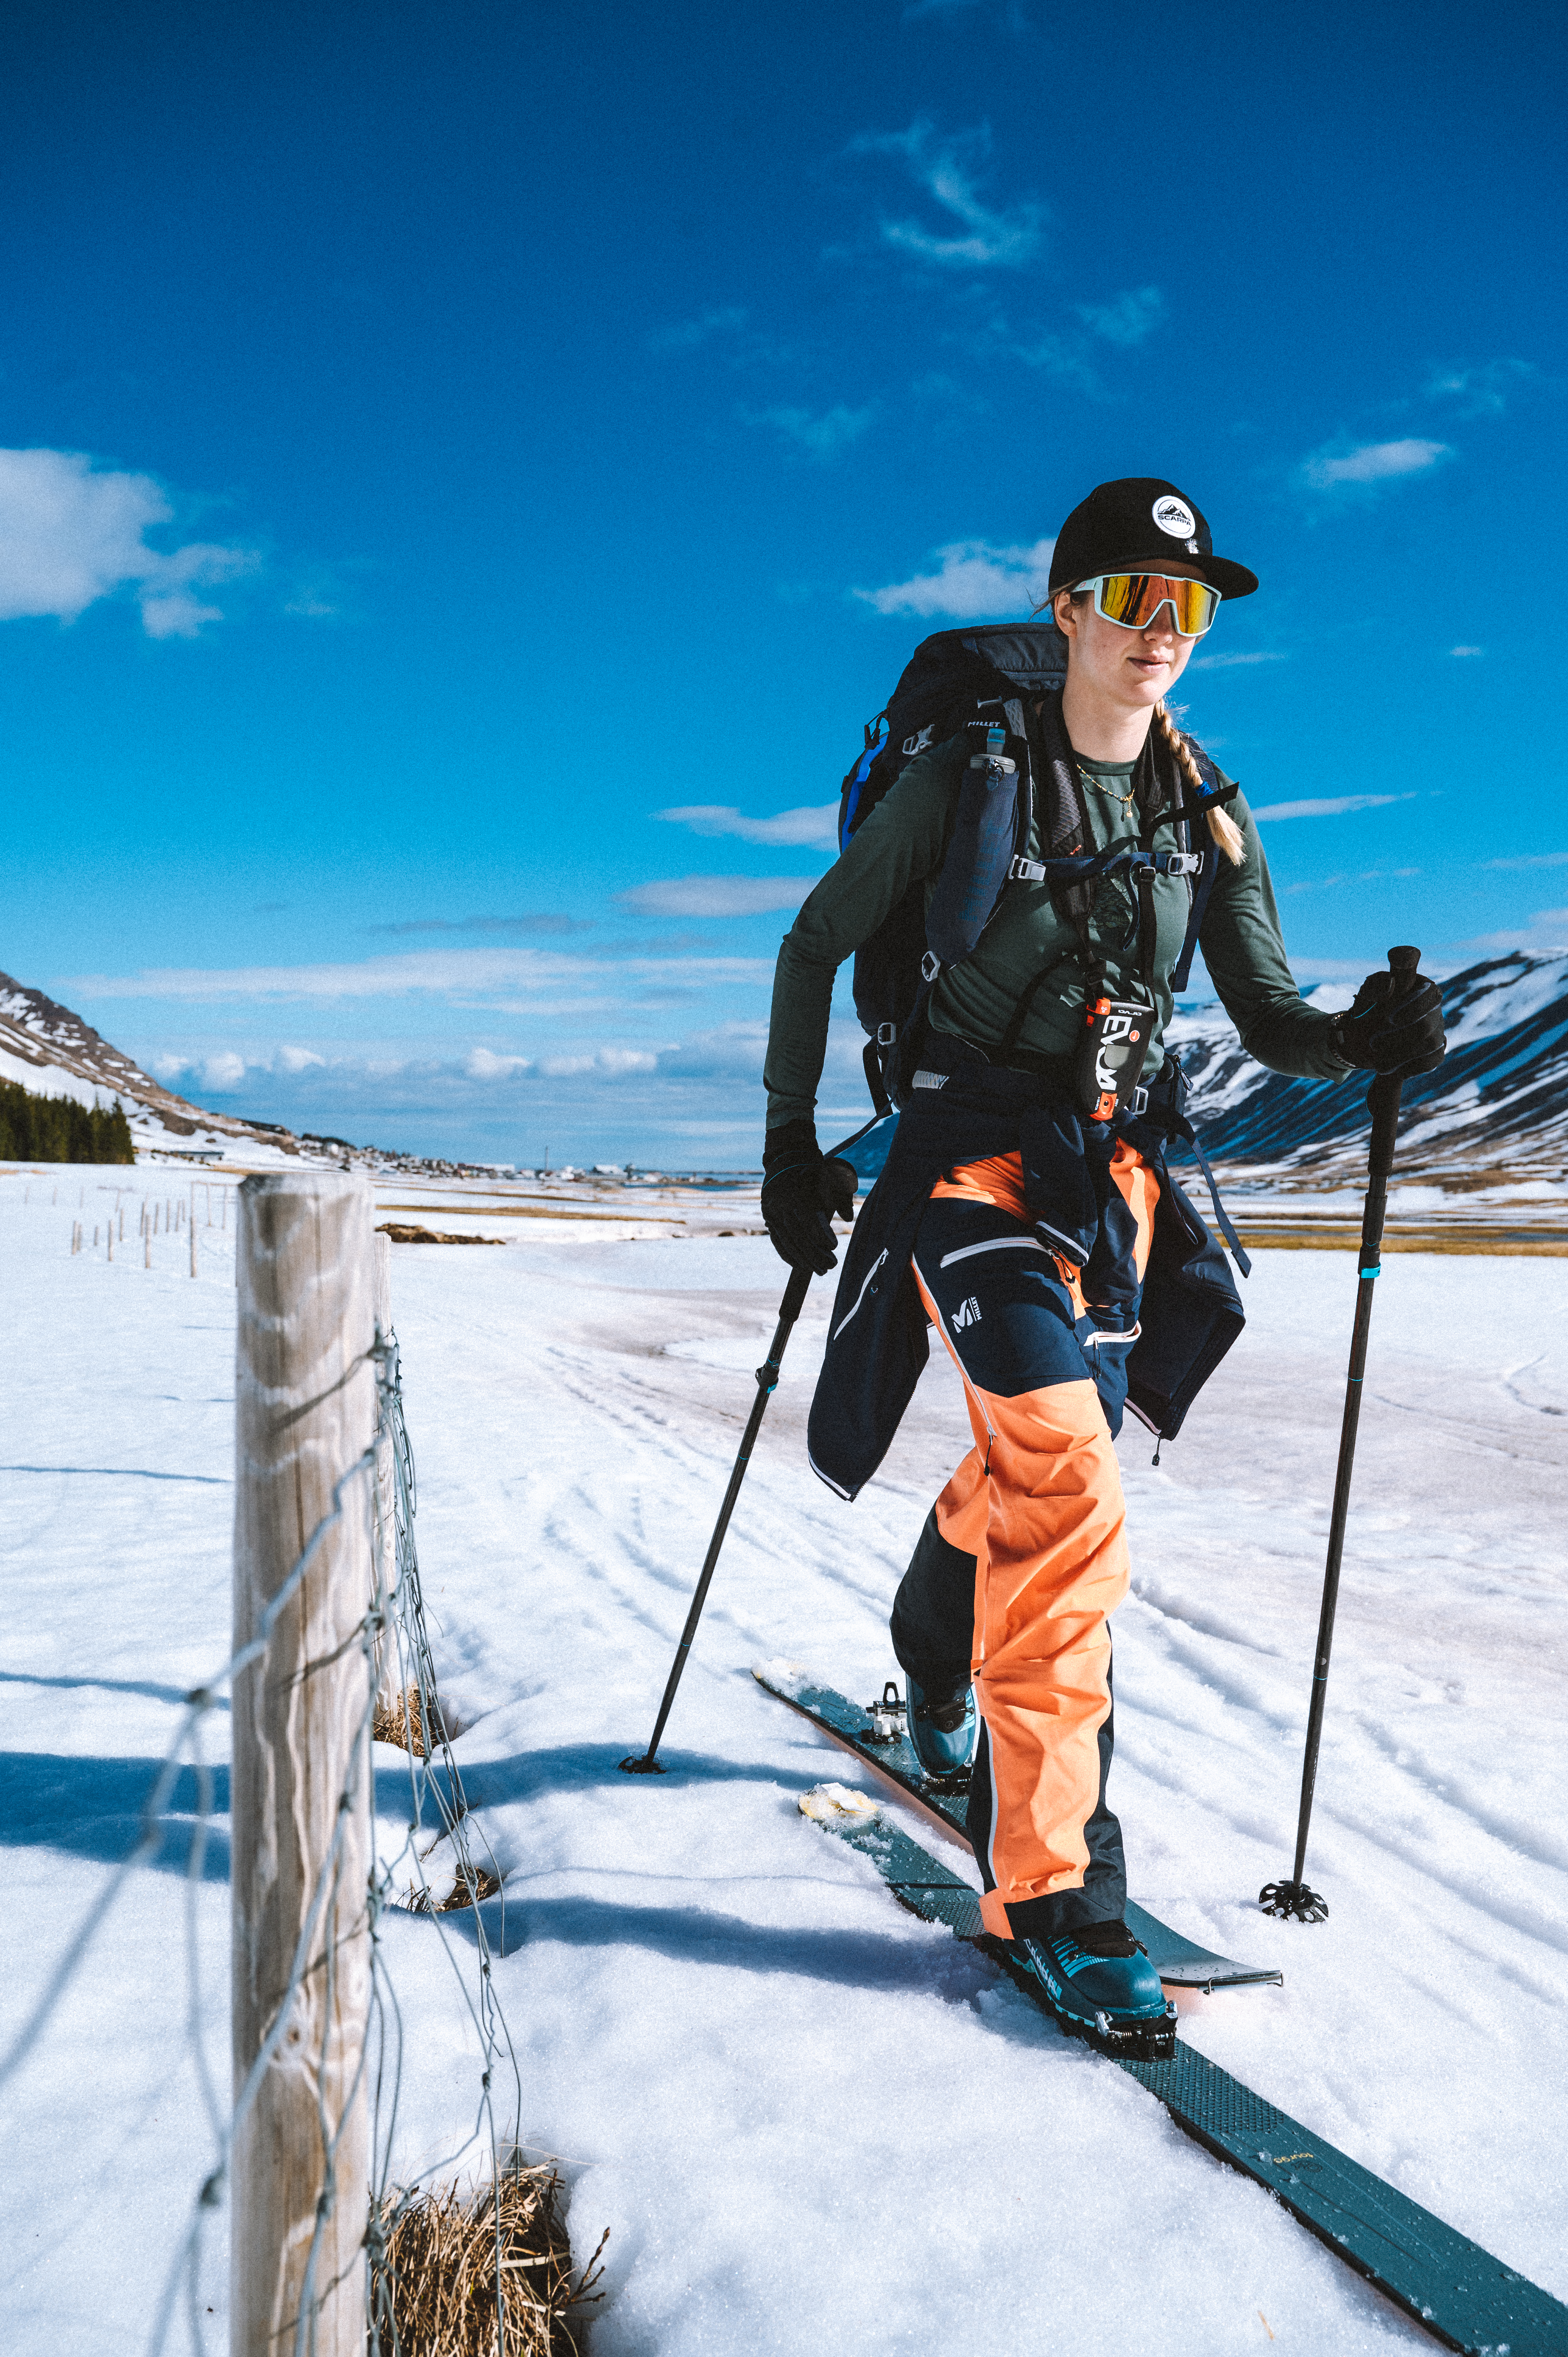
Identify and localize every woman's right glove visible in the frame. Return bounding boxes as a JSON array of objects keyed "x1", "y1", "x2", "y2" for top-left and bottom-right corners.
[
  {"x1": 761, "y1": 1120, "x2": 857, "y2": 1274},
  {"x1": 1331, "y1": 968, "x2": 1446, "y2": 1076}
]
